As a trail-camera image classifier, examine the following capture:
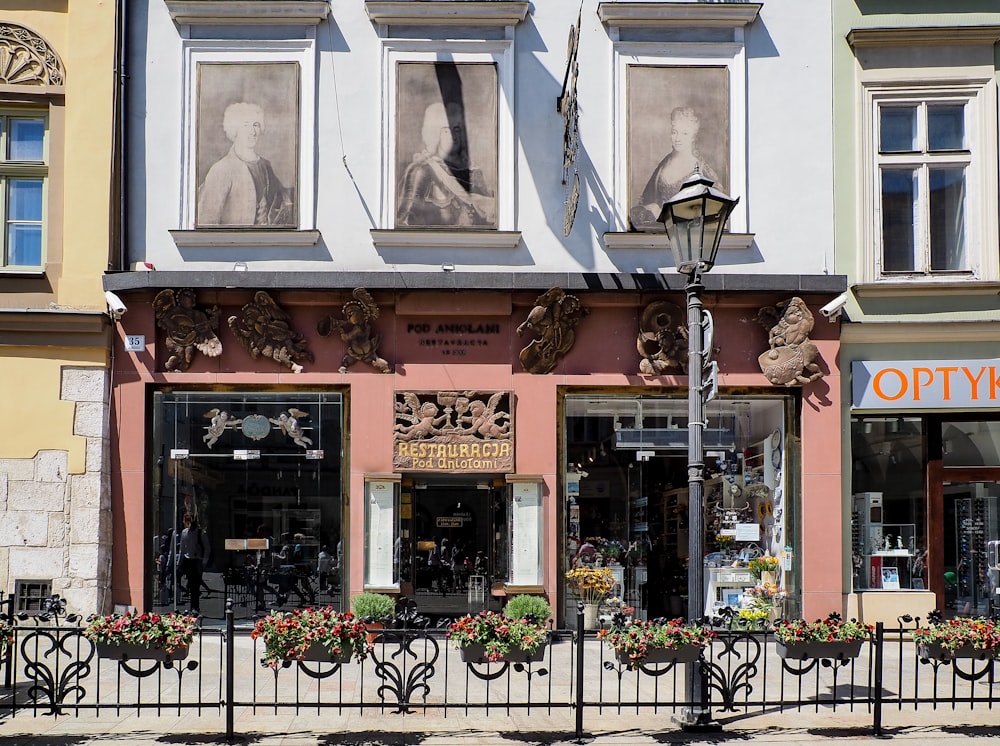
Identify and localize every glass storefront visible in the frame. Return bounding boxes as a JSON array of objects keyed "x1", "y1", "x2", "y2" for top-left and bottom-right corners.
[
  {"x1": 851, "y1": 415, "x2": 1000, "y2": 618},
  {"x1": 151, "y1": 391, "x2": 344, "y2": 619},
  {"x1": 562, "y1": 394, "x2": 794, "y2": 625}
]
